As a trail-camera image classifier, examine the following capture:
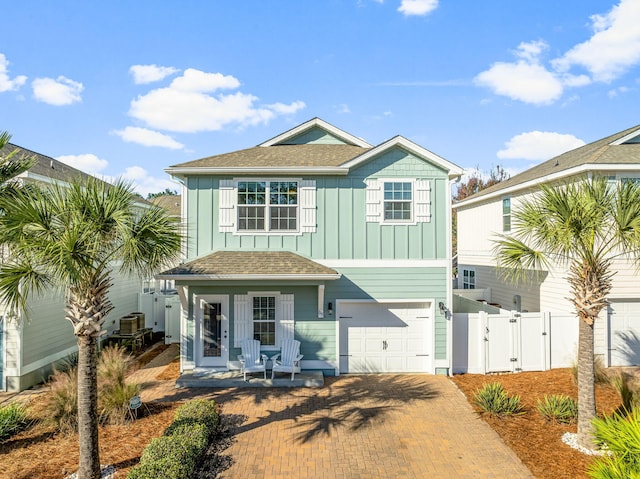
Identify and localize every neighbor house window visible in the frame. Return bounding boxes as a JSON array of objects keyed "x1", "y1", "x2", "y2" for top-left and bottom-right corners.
[
  {"x1": 462, "y1": 268, "x2": 476, "y2": 289},
  {"x1": 384, "y1": 181, "x2": 412, "y2": 221},
  {"x1": 237, "y1": 181, "x2": 298, "y2": 232},
  {"x1": 252, "y1": 296, "x2": 276, "y2": 346},
  {"x1": 502, "y1": 197, "x2": 511, "y2": 232}
]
